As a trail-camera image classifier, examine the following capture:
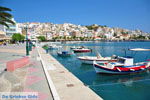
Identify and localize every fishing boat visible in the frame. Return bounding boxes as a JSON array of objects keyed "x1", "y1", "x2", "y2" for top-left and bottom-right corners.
[
  {"x1": 93, "y1": 48, "x2": 150, "y2": 74},
  {"x1": 73, "y1": 48, "x2": 91, "y2": 53},
  {"x1": 78, "y1": 53, "x2": 117, "y2": 64},
  {"x1": 48, "y1": 45, "x2": 62, "y2": 50},
  {"x1": 70, "y1": 46, "x2": 83, "y2": 49},
  {"x1": 73, "y1": 46, "x2": 92, "y2": 53},
  {"x1": 57, "y1": 51, "x2": 72, "y2": 57}
]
